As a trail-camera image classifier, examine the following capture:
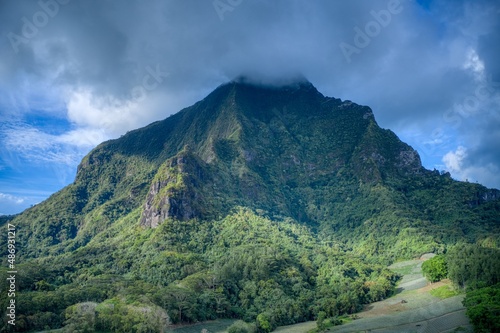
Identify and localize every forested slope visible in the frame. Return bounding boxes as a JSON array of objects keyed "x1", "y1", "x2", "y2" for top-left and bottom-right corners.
[{"x1": 1, "y1": 80, "x2": 499, "y2": 332}]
